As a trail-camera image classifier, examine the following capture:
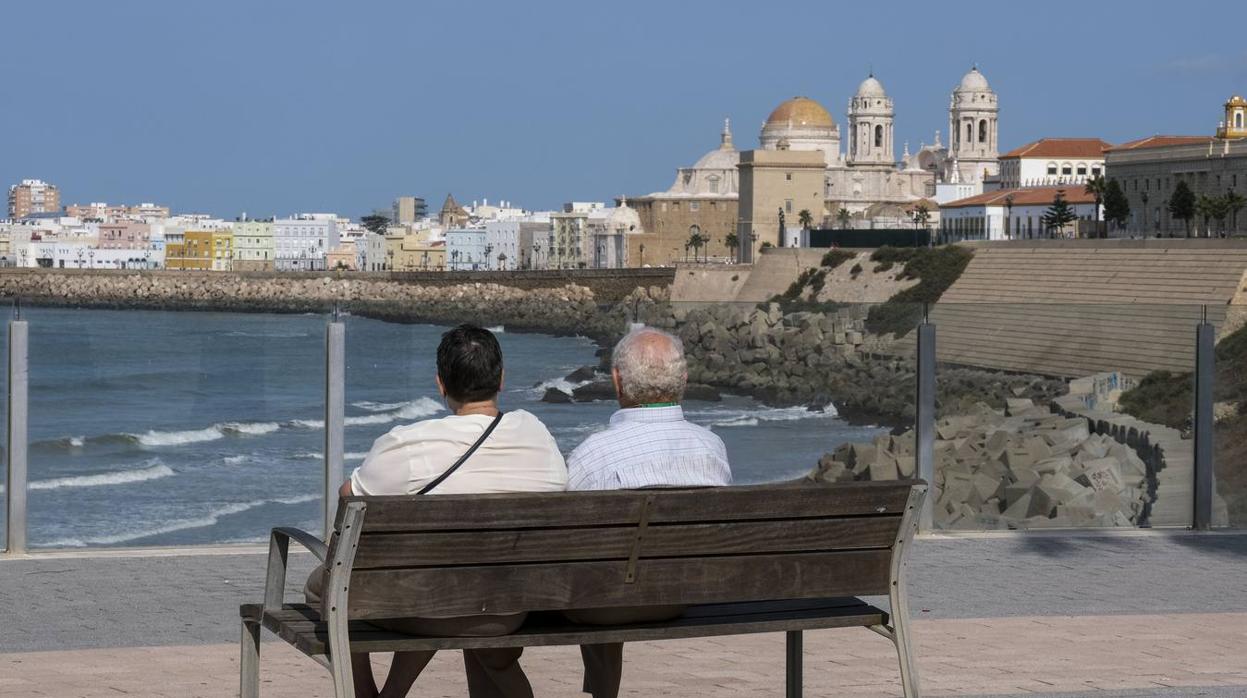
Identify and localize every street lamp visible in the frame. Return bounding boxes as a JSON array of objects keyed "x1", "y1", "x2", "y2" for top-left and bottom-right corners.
[{"x1": 88, "y1": 250, "x2": 95, "y2": 269}]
